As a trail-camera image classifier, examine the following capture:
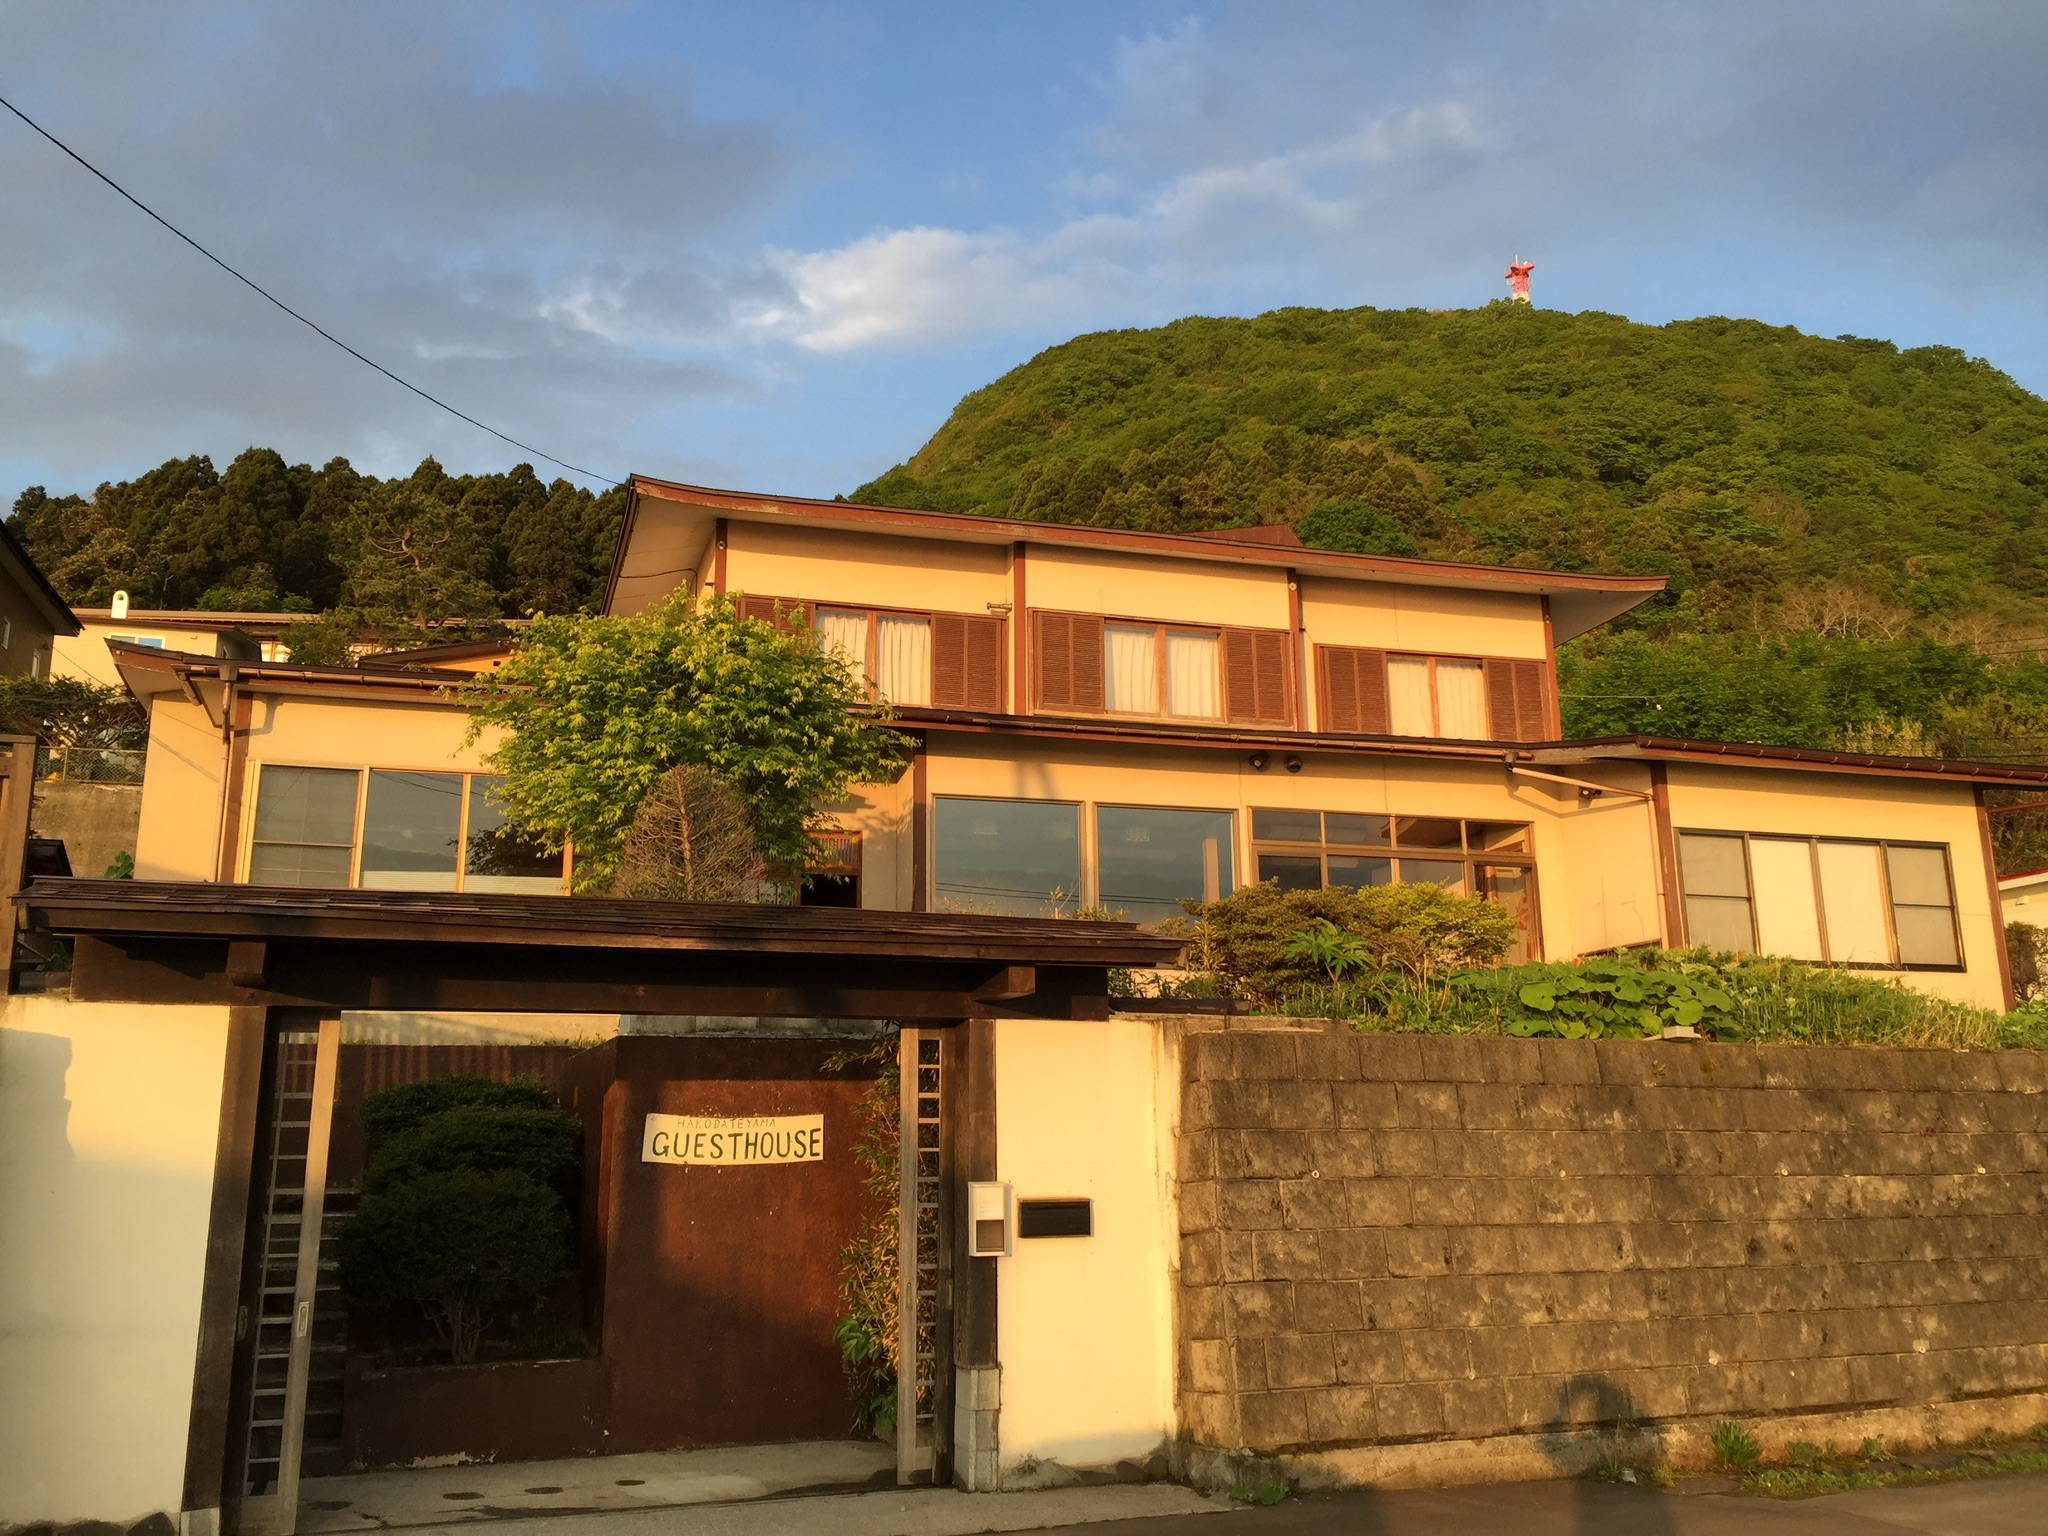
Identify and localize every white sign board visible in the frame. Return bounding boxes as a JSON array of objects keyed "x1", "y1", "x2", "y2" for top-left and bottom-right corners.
[{"x1": 642, "y1": 1113, "x2": 825, "y2": 1167}]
